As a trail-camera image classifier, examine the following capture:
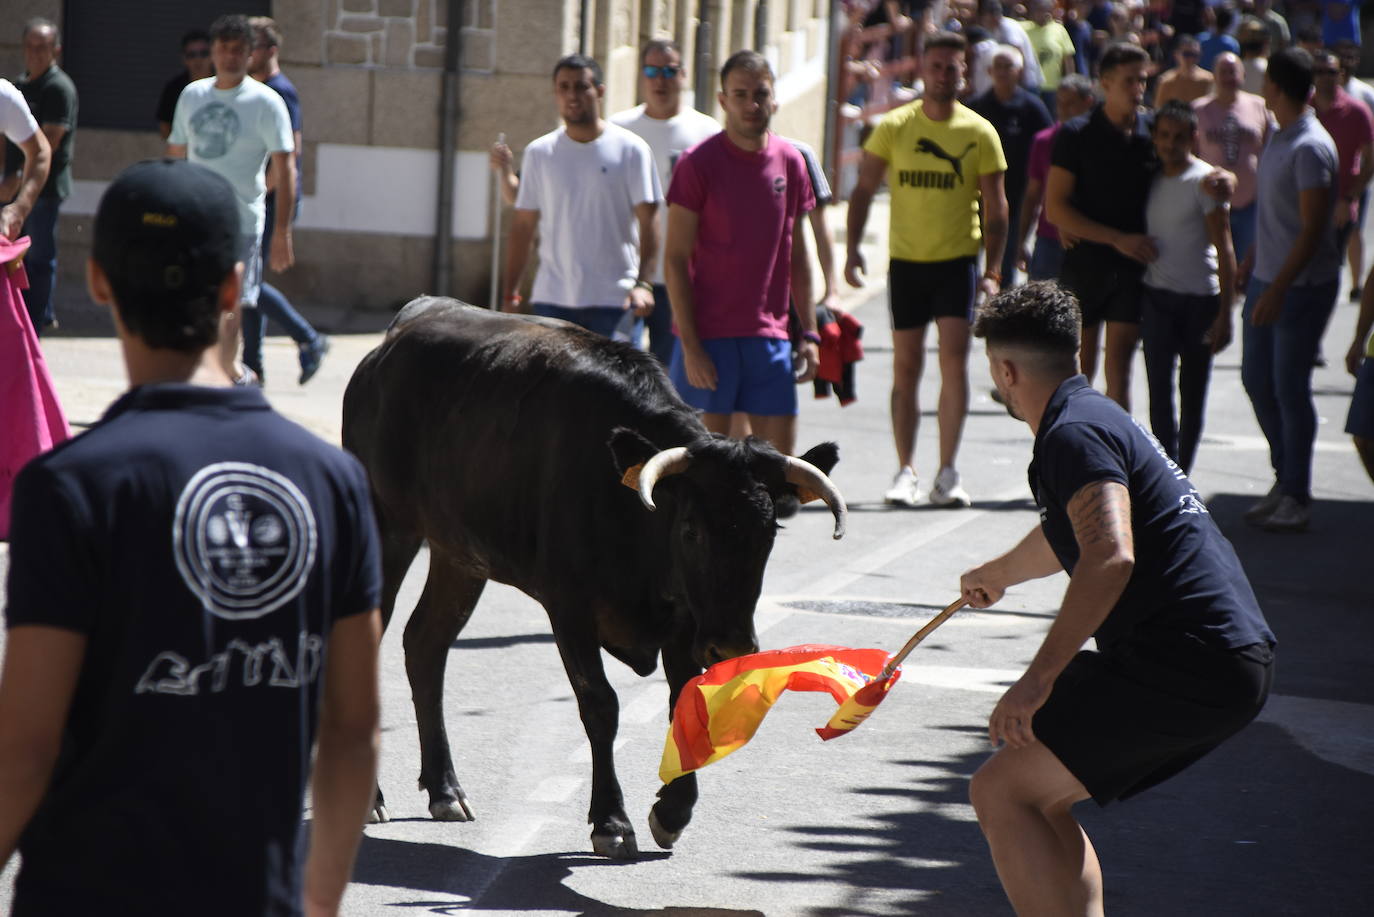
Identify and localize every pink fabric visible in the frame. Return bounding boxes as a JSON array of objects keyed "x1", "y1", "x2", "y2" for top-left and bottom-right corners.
[
  {"x1": 1316, "y1": 88, "x2": 1374, "y2": 220},
  {"x1": 1027, "y1": 124, "x2": 1060, "y2": 242},
  {"x1": 1, "y1": 236, "x2": 71, "y2": 539},
  {"x1": 1194, "y1": 93, "x2": 1271, "y2": 210},
  {"x1": 666, "y1": 132, "x2": 815, "y2": 340}
]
